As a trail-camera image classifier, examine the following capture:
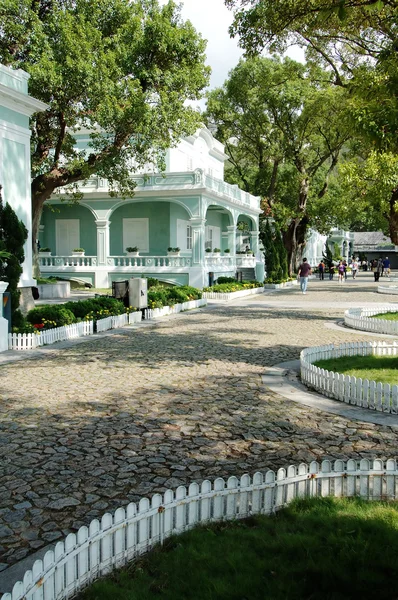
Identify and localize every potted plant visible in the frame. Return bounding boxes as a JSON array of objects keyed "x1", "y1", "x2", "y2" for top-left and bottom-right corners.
[
  {"x1": 167, "y1": 247, "x2": 181, "y2": 256},
  {"x1": 126, "y1": 246, "x2": 139, "y2": 257},
  {"x1": 224, "y1": 248, "x2": 230, "y2": 254},
  {"x1": 205, "y1": 248, "x2": 212, "y2": 253},
  {"x1": 213, "y1": 248, "x2": 221, "y2": 253},
  {"x1": 39, "y1": 247, "x2": 52, "y2": 257},
  {"x1": 72, "y1": 248, "x2": 85, "y2": 256}
]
